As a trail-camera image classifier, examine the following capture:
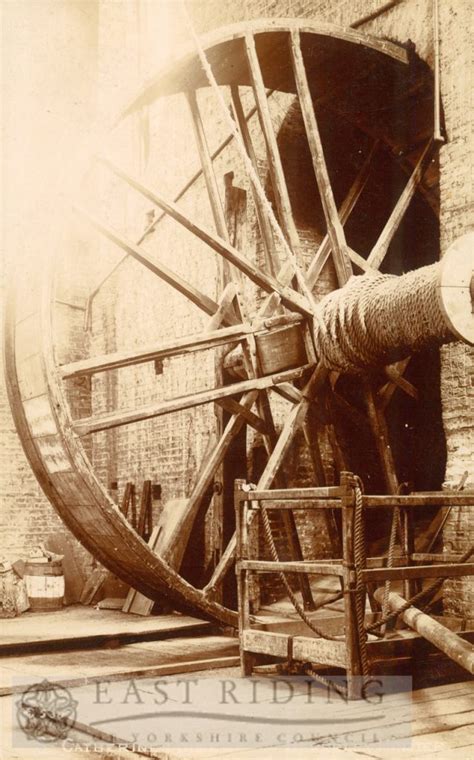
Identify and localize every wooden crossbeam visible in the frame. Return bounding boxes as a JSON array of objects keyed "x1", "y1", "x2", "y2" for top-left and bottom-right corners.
[
  {"x1": 217, "y1": 397, "x2": 267, "y2": 434},
  {"x1": 73, "y1": 364, "x2": 312, "y2": 436},
  {"x1": 377, "y1": 358, "x2": 414, "y2": 410},
  {"x1": 96, "y1": 158, "x2": 313, "y2": 317},
  {"x1": 383, "y1": 363, "x2": 418, "y2": 401},
  {"x1": 290, "y1": 30, "x2": 353, "y2": 287},
  {"x1": 367, "y1": 140, "x2": 434, "y2": 269}
]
